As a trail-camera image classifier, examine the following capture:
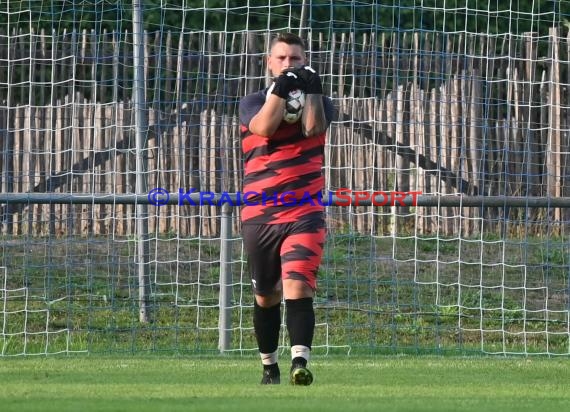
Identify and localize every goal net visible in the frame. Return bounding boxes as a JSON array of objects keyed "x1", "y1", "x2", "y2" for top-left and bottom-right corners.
[{"x1": 0, "y1": 1, "x2": 569, "y2": 356}]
